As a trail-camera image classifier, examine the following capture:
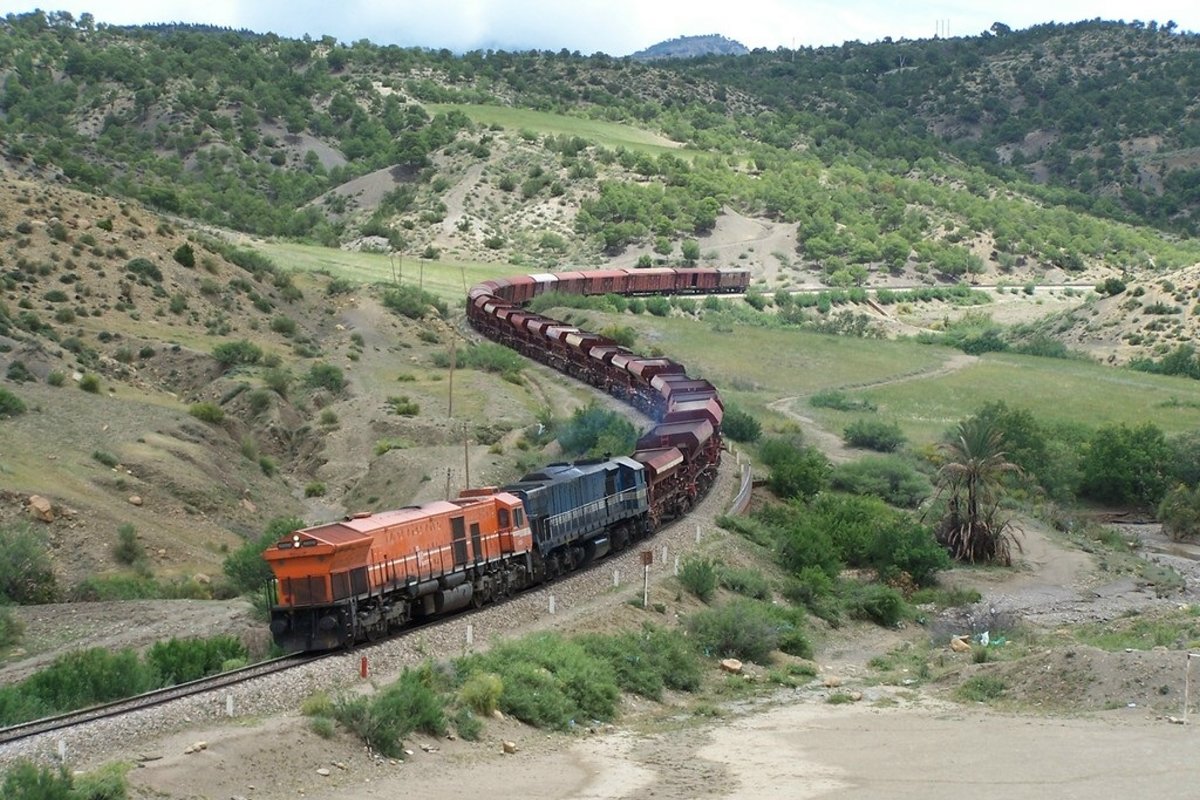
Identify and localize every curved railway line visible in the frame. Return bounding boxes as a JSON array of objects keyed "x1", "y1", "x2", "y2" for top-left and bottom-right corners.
[{"x1": 0, "y1": 266, "x2": 754, "y2": 754}]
